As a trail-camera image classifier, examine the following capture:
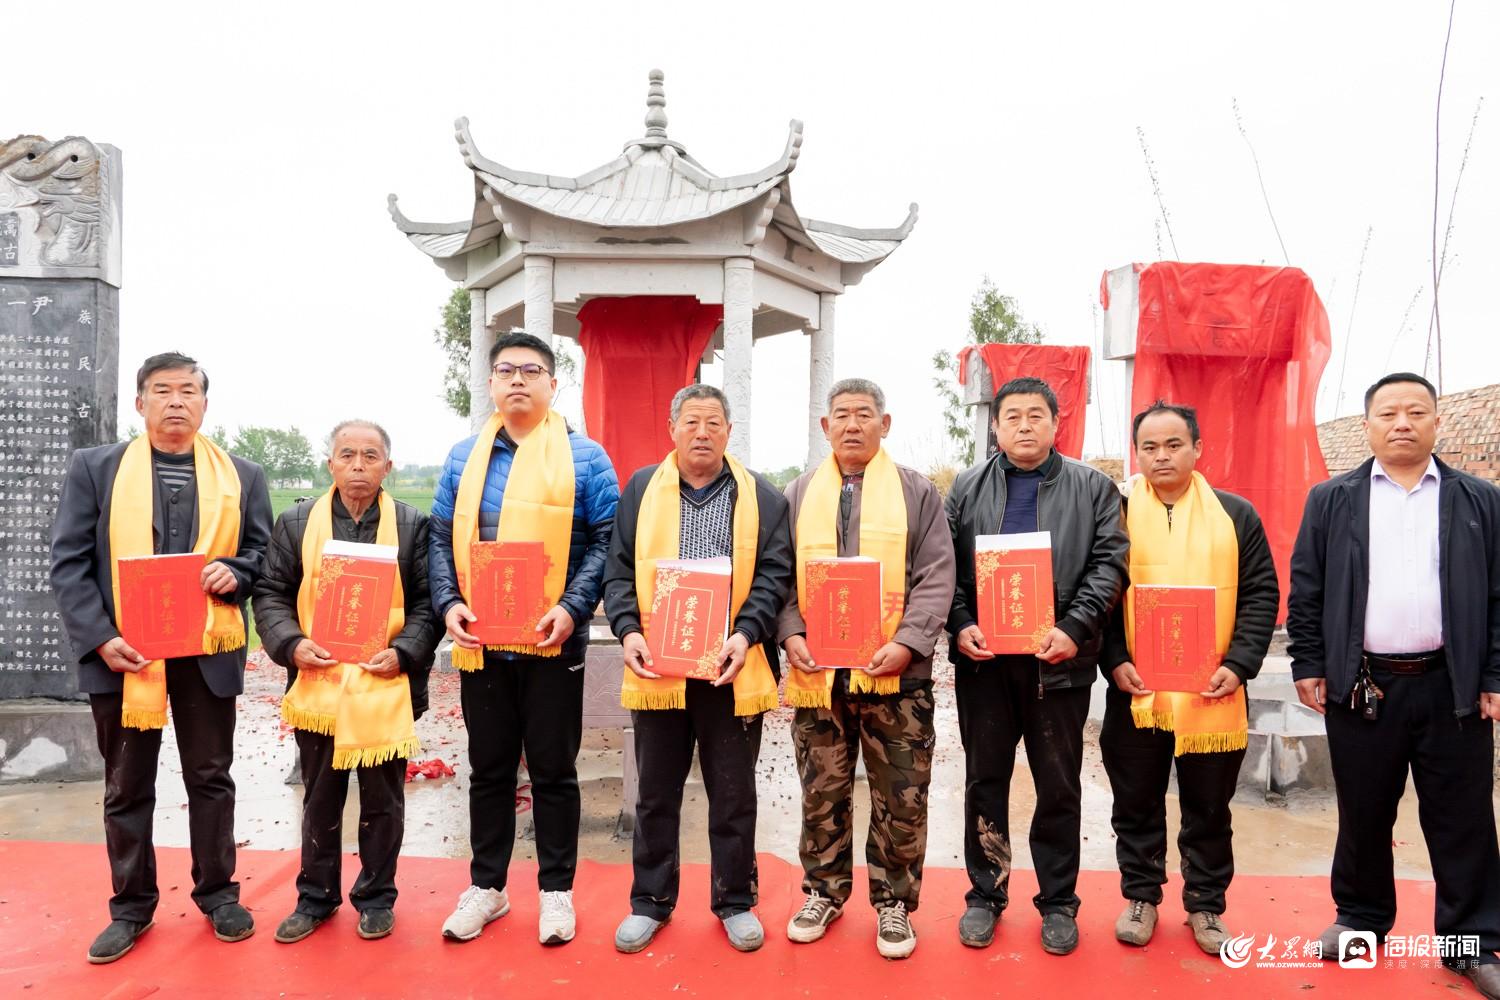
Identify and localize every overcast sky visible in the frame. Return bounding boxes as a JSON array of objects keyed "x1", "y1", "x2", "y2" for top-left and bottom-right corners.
[{"x1": 8, "y1": 1, "x2": 1496, "y2": 470}]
